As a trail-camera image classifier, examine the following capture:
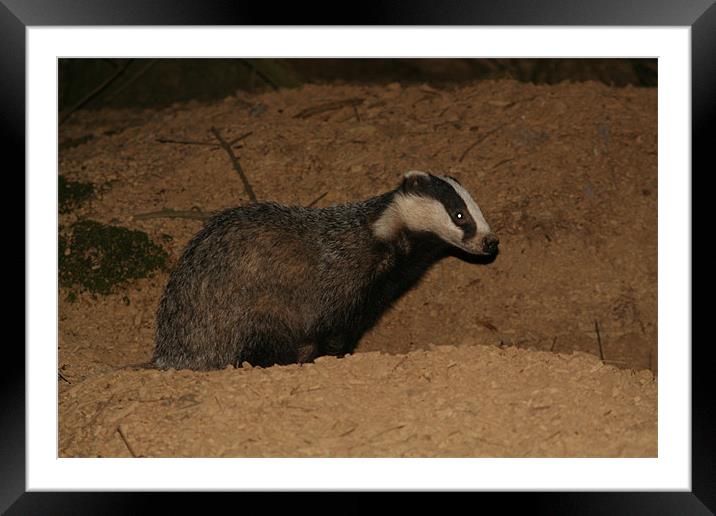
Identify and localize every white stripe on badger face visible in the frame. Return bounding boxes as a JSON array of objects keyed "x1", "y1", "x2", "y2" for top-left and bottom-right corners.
[
  {"x1": 395, "y1": 194, "x2": 464, "y2": 245},
  {"x1": 440, "y1": 176, "x2": 492, "y2": 235},
  {"x1": 373, "y1": 192, "x2": 465, "y2": 248}
]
